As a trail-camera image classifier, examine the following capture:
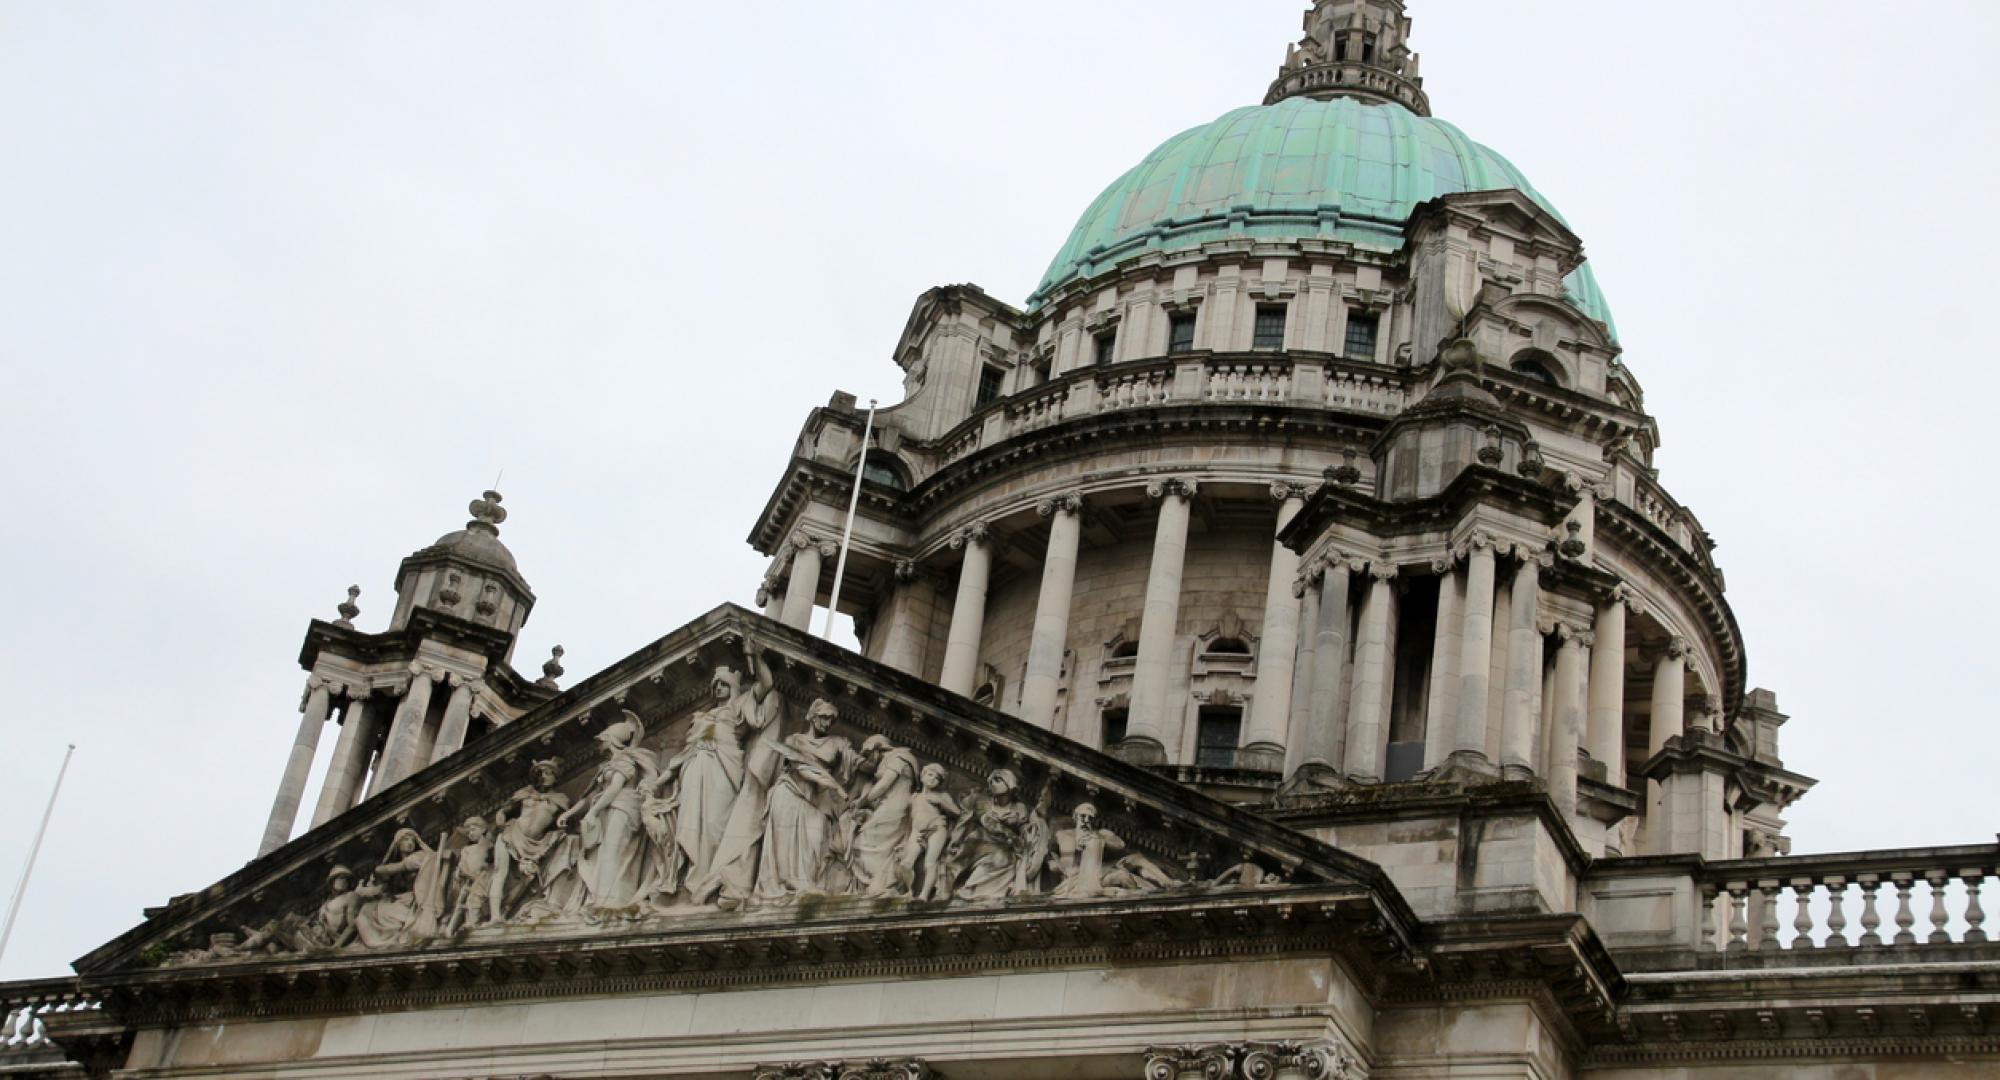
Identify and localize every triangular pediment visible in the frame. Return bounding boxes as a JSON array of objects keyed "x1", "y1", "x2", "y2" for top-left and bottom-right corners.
[{"x1": 77, "y1": 606, "x2": 1417, "y2": 985}]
